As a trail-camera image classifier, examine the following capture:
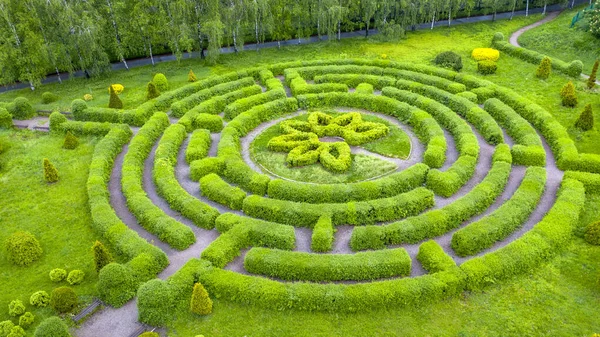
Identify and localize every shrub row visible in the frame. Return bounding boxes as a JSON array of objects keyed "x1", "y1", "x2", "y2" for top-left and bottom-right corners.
[
  {"x1": 185, "y1": 129, "x2": 211, "y2": 164},
  {"x1": 190, "y1": 157, "x2": 225, "y2": 181},
  {"x1": 313, "y1": 74, "x2": 396, "y2": 90},
  {"x1": 259, "y1": 68, "x2": 285, "y2": 91},
  {"x1": 201, "y1": 214, "x2": 296, "y2": 268},
  {"x1": 121, "y1": 113, "x2": 196, "y2": 250},
  {"x1": 57, "y1": 120, "x2": 113, "y2": 136},
  {"x1": 266, "y1": 163, "x2": 429, "y2": 203},
  {"x1": 194, "y1": 113, "x2": 223, "y2": 132},
  {"x1": 199, "y1": 173, "x2": 247, "y2": 210},
  {"x1": 491, "y1": 32, "x2": 583, "y2": 77},
  {"x1": 311, "y1": 215, "x2": 334, "y2": 252},
  {"x1": 295, "y1": 92, "x2": 446, "y2": 168},
  {"x1": 223, "y1": 89, "x2": 287, "y2": 120},
  {"x1": 243, "y1": 187, "x2": 435, "y2": 227},
  {"x1": 426, "y1": 155, "x2": 477, "y2": 197},
  {"x1": 451, "y1": 166, "x2": 546, "y2": 257},
  {"x1": 154, "y1": 124, "x2": 219, "y2": 229},
  {"x1": 563, "y1": 171, "x2": 600, "y2": 194},
  {"x1": 483, "y1": 98, "x2": 545, "y2": 166},
  {"x1": 351, "y1": 156, "x2": 511, "y2": 250},
  {"x1": 416, "y1": 240, "x2": 456, "y2": 273},
  {"x1": 355, "y1": 82, "x2": 374, "y2": 94},
  {"x1": 460, "y1": 178, "x2": 585, "y2": 290},
  {"x1": 244, "y1": 247, "x2": 411, "y2": 282}
]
